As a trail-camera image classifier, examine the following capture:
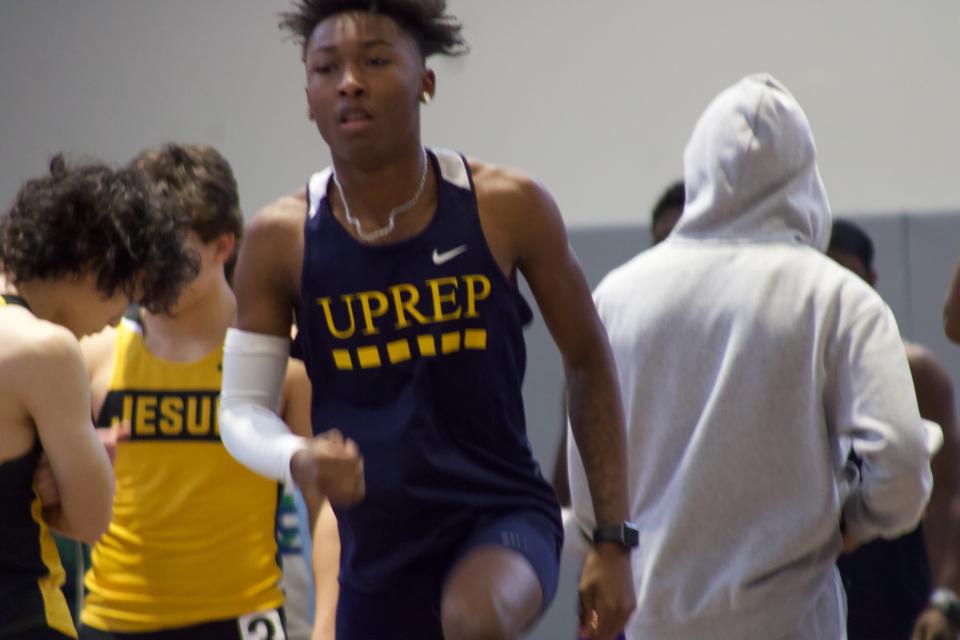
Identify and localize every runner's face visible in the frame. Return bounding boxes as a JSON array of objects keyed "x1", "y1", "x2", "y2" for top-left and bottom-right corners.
[
  {"x1": 69, "y1": 275, "x2": 131, "y2": 338},
  {"x1": 827, "y1": 248, "x2": 874, "y2": 285},
  {"x1": 303, "y1": 12, "x2": 431, "y2": 161}
]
